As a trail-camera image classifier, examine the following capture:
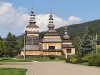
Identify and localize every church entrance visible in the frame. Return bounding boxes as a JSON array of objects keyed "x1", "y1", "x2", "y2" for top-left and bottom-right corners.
[{"x1": 49, "y1": 46, "x2": 55, "y2": 50}]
